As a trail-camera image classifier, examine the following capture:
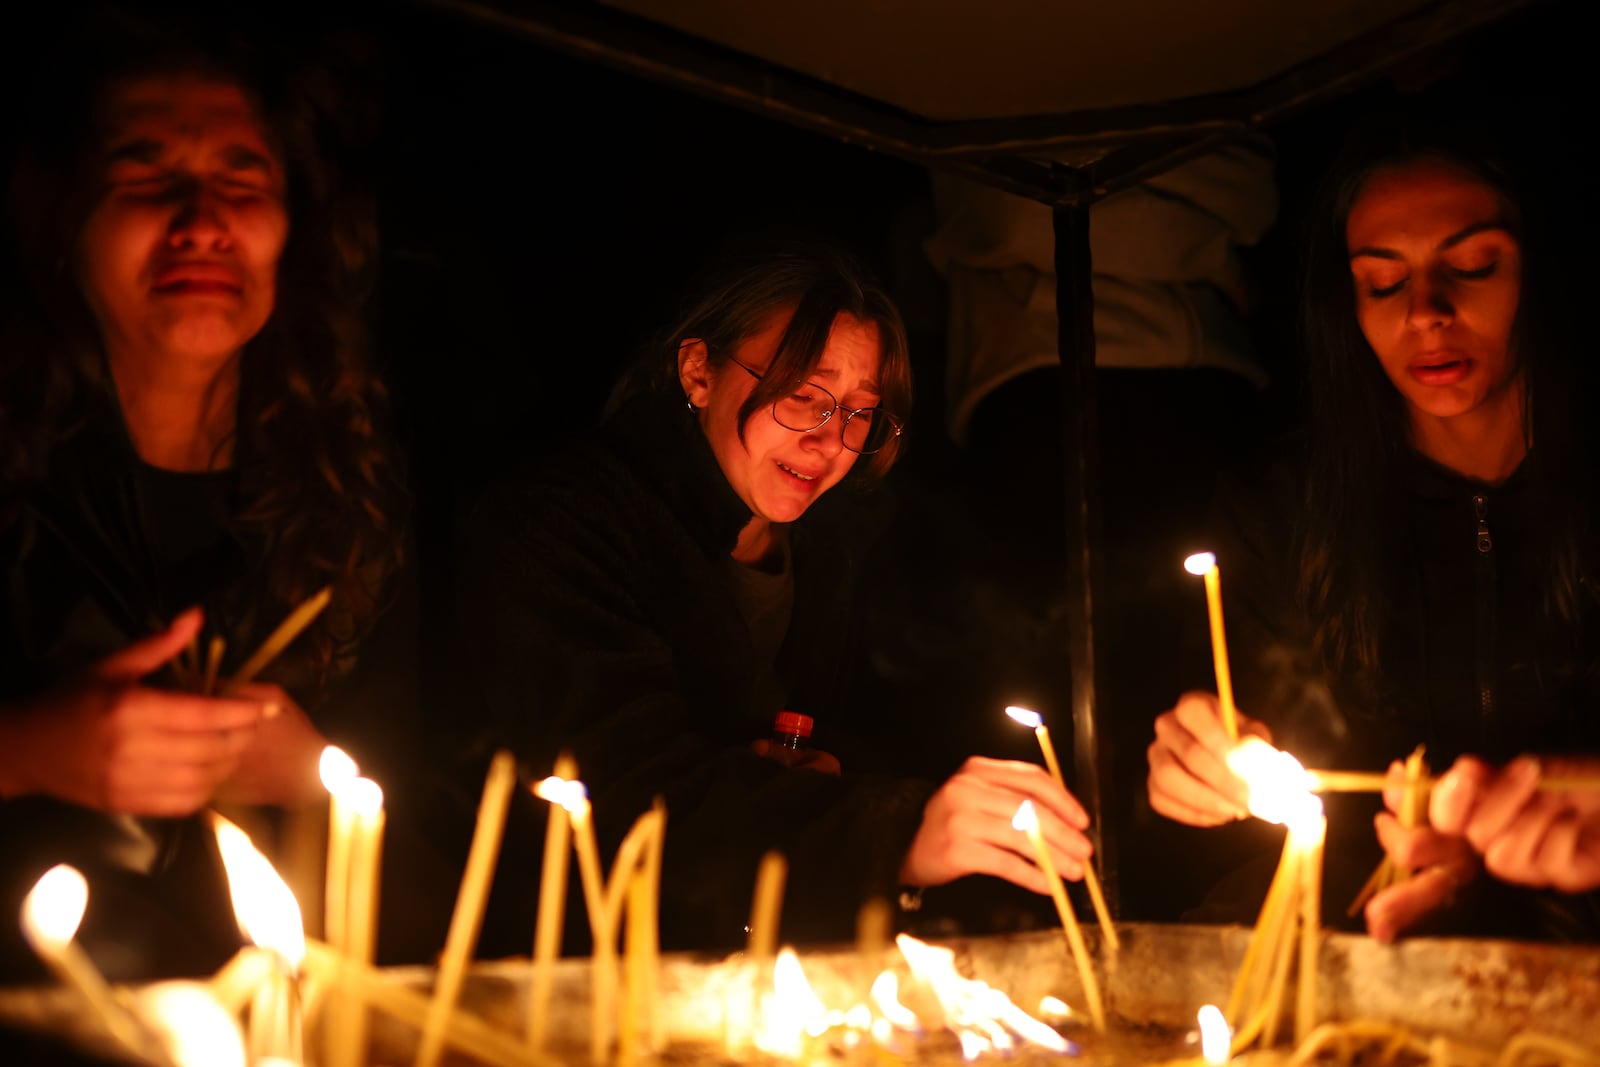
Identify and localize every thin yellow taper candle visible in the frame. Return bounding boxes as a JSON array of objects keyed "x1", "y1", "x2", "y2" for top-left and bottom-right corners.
[
  {"x1": 320, "y1": 746, "x2": 360, "y2": 955},
  {"x1": 1011, "y1": 801, "x2": 1105, "y2": 1033},
  {"x1": 1184, "y1": 552, "x2": 1239, "y2": 741},
  {"x1": 415, "y1": 750, "x2": 518, "y2": 1067},
  {"x1": 1005, "y1": 705, "x2": 1119, "y2": 953},
  {"x1": 747, "y1": 850, "x2": 787, "y2": 960},
  {"x1": 20, "y1": 865, "x2": 149, "y2": 1053},
  {"x1": 1296, "y1": 813, "x2": 1326, "y2": 1045},
  {"x1": 335, "y1": 777, "x2": 385, "y2": 1067},
  {"x1": 528, "y1": 753, "x2": 578, "y2": 1050}
]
